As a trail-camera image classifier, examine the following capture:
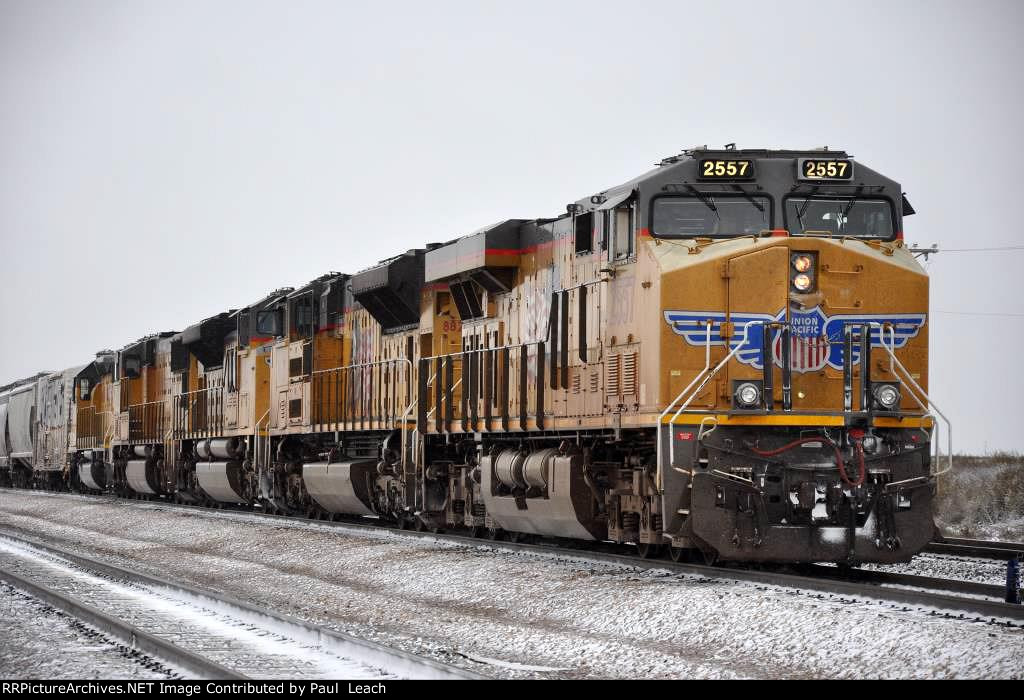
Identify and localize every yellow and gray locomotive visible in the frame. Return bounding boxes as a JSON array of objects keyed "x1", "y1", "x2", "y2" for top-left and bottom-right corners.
[{"x1": 4, "y1": 147, "x2": 945, "y2": 565}]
